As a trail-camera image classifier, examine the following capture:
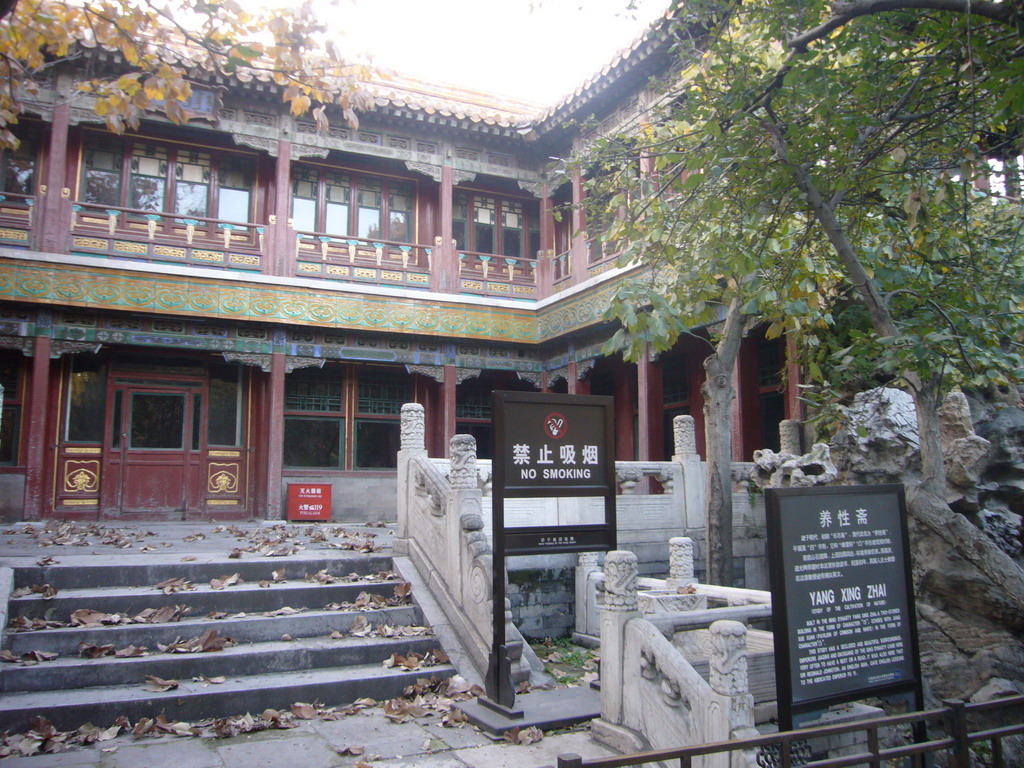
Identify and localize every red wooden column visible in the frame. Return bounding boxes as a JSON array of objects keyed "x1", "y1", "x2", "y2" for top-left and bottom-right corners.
[
  {"x1": 22, "y1": 335, "x2": 52, "y2": 520},
  {"x1": 40, "y1": 104, "x2": 71, "y2": 254},
  {"x1": 442, "y1": 365, "x2": 457, "y2": 457},
  {"x1": 269, "y1": 139, "x2": 292, "y2": 277},
  {"x1": 538, "y1": 192, "x2": 554, "y2": 297},
  {"x1": 614, "y1": 360, "x2": 636, "y2": 461},
  {"x1": 569, "y1": 361, "x2": 593, "y2": 395},
  {"x1": 637, "y1": 345, "x2": 652, "y2": 462},
  {"x1": 264, "y1": 350, "x2": 286, "y2": 519},
  {"x1": 434, "y1": 164, "x2": 456, "y2": 293},
  {"x1": 571, "y1": 170, "x2": 587, "y2": 287},
  {"x1": 637, "y1": 344, "x2": 665, "y2": 460},
  {"x1": 567, "y1": 362, "x2": 579, "y2": 395}
]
